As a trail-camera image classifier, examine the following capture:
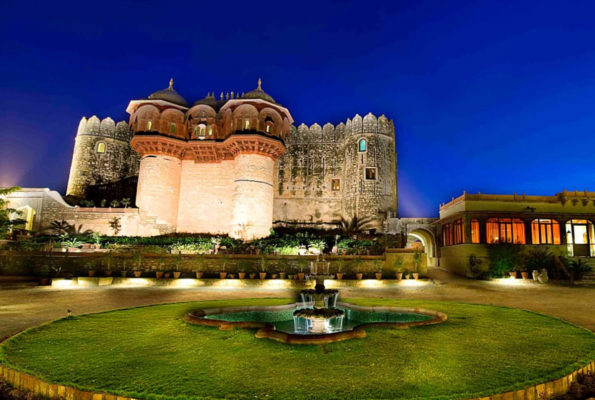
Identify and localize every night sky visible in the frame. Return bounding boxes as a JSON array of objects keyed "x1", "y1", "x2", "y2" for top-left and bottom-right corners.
[{"x1": 2, "y1": 0, "x2": 595, "y2": 218}]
